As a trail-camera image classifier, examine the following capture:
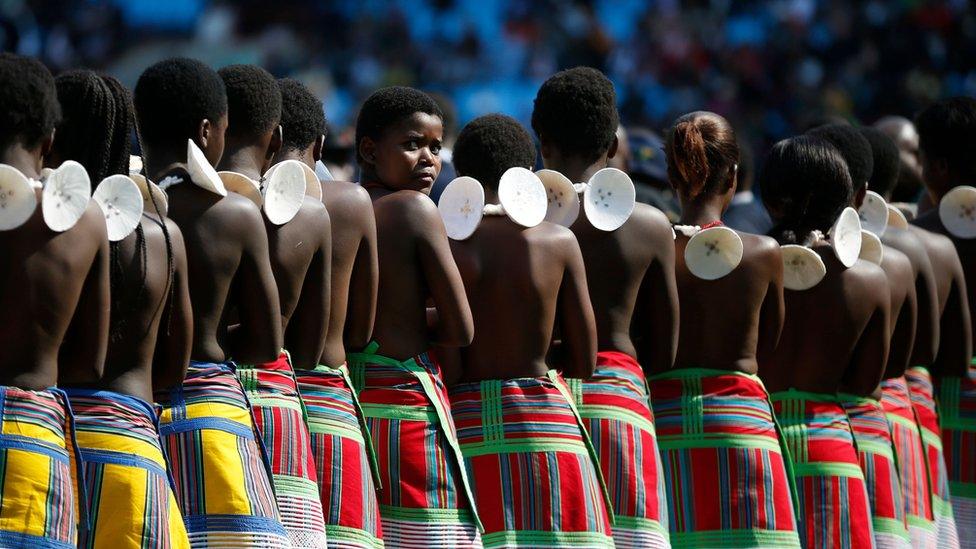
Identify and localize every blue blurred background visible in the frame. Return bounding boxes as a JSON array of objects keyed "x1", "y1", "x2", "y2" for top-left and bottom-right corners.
[{"x1": 3, "y1": 0, "x2": 974, "y2": 193}]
